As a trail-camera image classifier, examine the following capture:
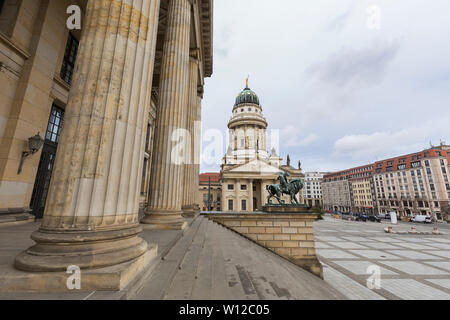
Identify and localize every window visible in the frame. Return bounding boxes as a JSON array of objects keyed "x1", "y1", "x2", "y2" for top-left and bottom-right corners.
[
  {"x1": 240, "y1": 184, "x2": 247, "y2": 190},
  {"x1": 228, "y1": 199, "x2": 233, "y2": 211},
  {"x1": 45, "y1": 105, "x2": 65, "y2": 143},
  {"x1": 411, "y1": 161, "x2": 420, "y2": 168},
  {"x1": 425, "y1": 160, "x2": 430, "y2": 167},
  {"x1": 426, "y1": 168, "x2": 432, "y2": 175},
  {"x1": 241, "y1": 200, "x2": 247, "y2": 211},
  {"x1": 0, "y1": 0, "x2": 21, "y2": 36},
  {"x1": 227, "y1": 184, "x2": 234, "y2": 190},
  {"x1": 60, "y1": 33, "x2": 79, "y2": 85}
]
